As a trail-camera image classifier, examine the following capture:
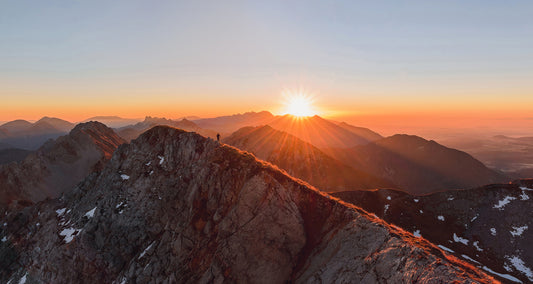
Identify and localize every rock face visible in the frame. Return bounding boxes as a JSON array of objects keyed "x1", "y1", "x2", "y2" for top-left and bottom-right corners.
[
  {"x1": 332, "y1": 180, "x2": 533, "y2": 283},
  {"x1": 329, "y1": 134, "x2": 508, "y2": 194},
  {"x1": 0, "y1": 126, "x2": 495, "y2": 283},
  {"x1": 117, "y1": 116, "x2": 217, "y2": 141},
  {"x1": 224, "y1": 125, "x2": 394, "y2": 192},
  {"x1": 0, "y1": 122, "x2": 125, "y2": 211}
]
